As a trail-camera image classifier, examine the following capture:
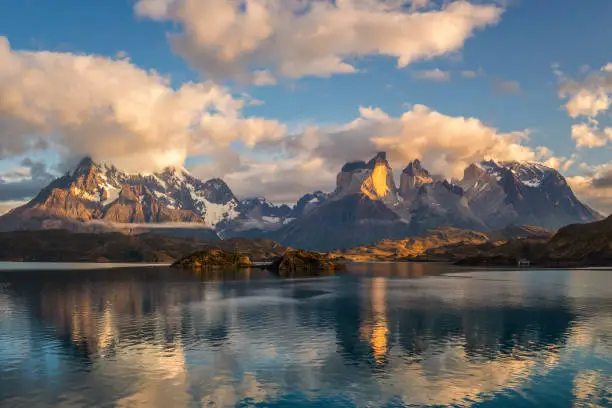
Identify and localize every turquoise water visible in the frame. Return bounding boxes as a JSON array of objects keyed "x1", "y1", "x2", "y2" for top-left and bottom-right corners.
[{"x1": 0, "y1": 264, "x2": 611, "y2": 407}]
